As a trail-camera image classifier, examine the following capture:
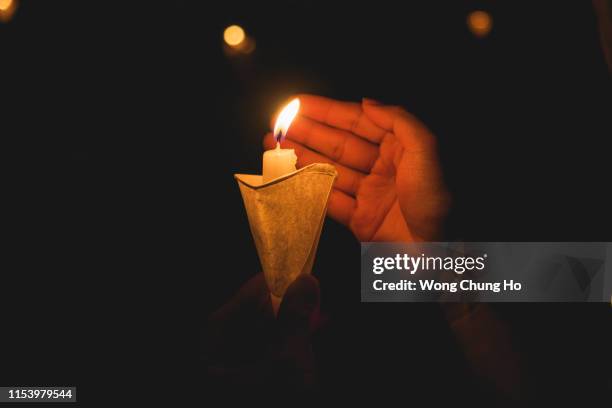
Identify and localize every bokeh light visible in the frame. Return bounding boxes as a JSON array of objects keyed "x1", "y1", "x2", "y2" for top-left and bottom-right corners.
[
  {"x1": 467, "y1": 10, "x2": 493, "y2": 38},
  {"x1": 0, "y1": 0, "x2": 16, "y2": 22},
  {"x1": 0, "y1": 0, "x2": 12, "y2": 11},
  {"x1": 224, "y1": 25, "x2": 246, "y2": 47},
  {"x1": 222, "y1": 24, "x2": 255, "y2": 57}
]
